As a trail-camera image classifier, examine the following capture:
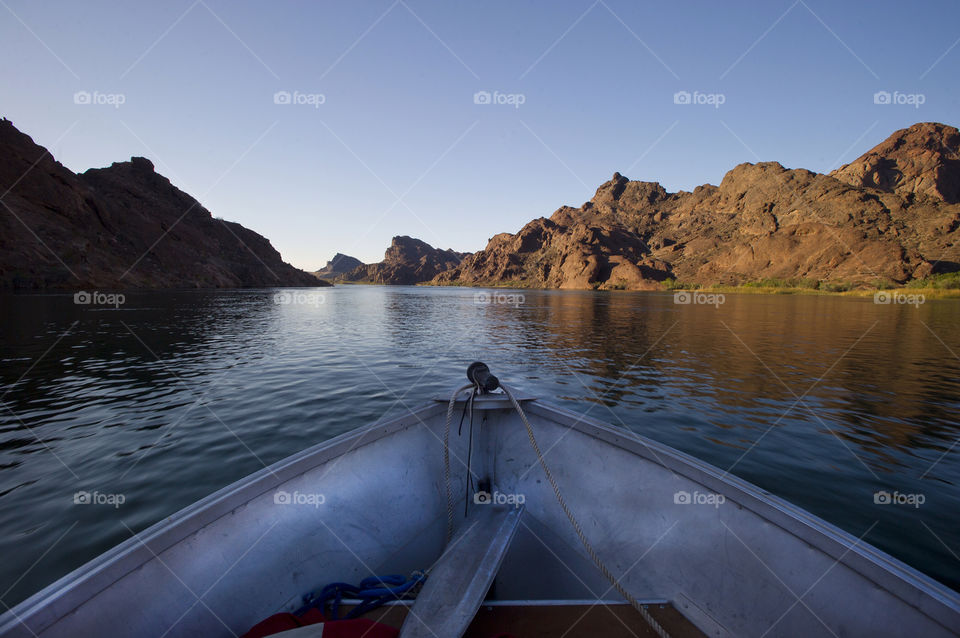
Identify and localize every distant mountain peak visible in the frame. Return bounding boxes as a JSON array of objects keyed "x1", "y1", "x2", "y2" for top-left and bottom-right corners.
[
  {"x1": 314, "y1": 253, "x2": 362, "y2": 276},
  {"x1": 339, "y1": 237, "x2": 467, "y2": 285}
]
